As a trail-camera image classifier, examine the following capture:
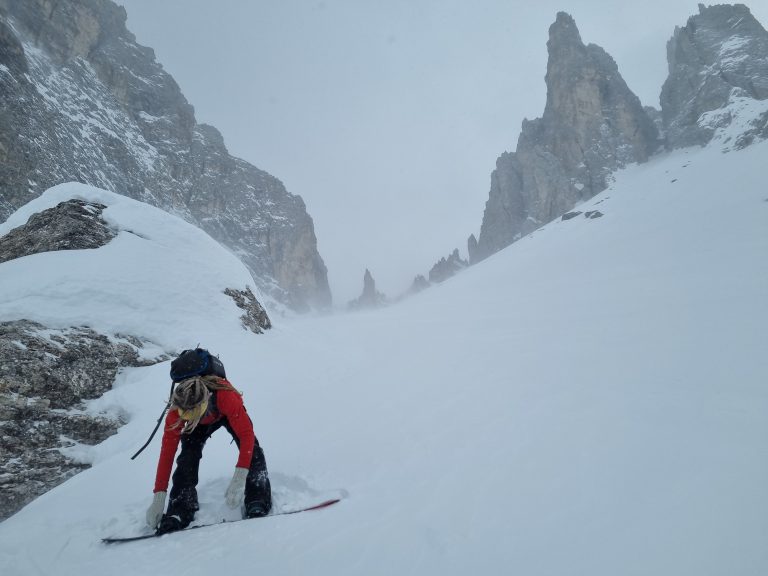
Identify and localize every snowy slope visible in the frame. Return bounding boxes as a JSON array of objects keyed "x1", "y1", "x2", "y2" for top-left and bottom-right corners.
[
  {"x1": 0, "y1": 136, "x2": 766, "y2": 576},
  {"x1": 0, "y1": 182, "x2": 261, "y2": 352}
]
